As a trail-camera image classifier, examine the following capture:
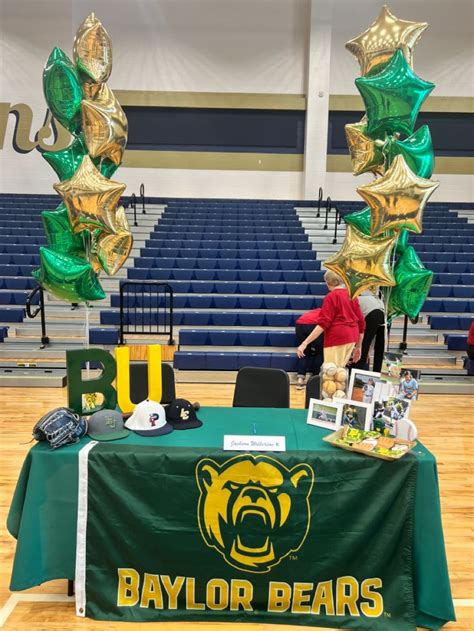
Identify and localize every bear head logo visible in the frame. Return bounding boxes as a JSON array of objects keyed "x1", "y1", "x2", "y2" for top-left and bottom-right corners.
[{"x1": 195, "y1": 454, "x2": 314, "y2": 573}]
